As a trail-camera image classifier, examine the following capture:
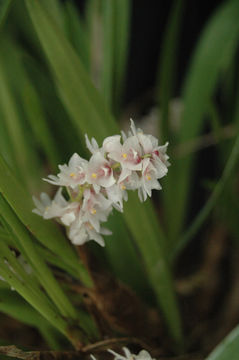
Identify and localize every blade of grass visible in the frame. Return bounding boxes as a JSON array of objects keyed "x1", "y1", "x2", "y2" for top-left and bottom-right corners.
[
  {"x1": 64, "y1": 1, "x2": 90, "y2": 71},
  {"x1": 36, "y1": 245, "x2": 82, "y2": 280},
  {"x1": 124, "y1": 193, "x2": 182, "y2": 346},
  {"x1": 0, "y1": 37, "x2": 60, "y2": 170},
  {"x1": 0, "y1": 224, "x2": 67, "y2": 349},
  {"x1": 0, "y1": 57, "x2": 40, "y2": 190},
  {"x1": 21, "y1": 69, "x2": 60, "y2": 170},
  {"x1": 113, "y1": 0, "x2": 130, "y2": 114},
  {"x1": 0, "y1": 220, "x2": 81, "y2": 281},
  {"x1": 0, "y1": 195, "x2": 77, "y2": 319},
  {"x1": 10, "y1": 1, "x2": 44, "y2": 63},
  {"x1": 0, "y1": 153, "x2": 91, "y2": 286},
  {"x1": 0, "y1": 261, "x2": 69, "y2": 337},
  {"x1": 23, "y1": 54, "x2": 85, "y2": 161},
  {"x1": 0, "y1": 288, "x2": 62, "y2": 349},
  {"x1": 0, "y1": 227, "x2": 45, "y2": 298},
  {"x1": 0, "y1": 218, "x2": 98, "y2": 342},
  {"x1": 41, "y1": 0, "x2": 64, "y2": 31},
  {"x1": 0, "y1": 227, "x2": 9, "y2": 241},
  {"x1": 156, "y1": 0, "x2": 184, "y2": 142},
  {"x1": 25, "y1": 0, "x2": 117, "y2": 143},
  {"x1": 25, "y1": 0, "x2": 183, "y2": 344},
  {"x1": 101, "y1": 0, "x2": 114, "y2": 108},
  {"x1": 205, "y1": 323, "x2": 239, "y2": 360},
  {"x1": 0, "y1": 0, "x2": 11, "y2": 28},
  {"x1": 99, "y1": 0, "x2": 130, "y2": 112},
  {"x1": 0, "y1": 107, "x2": 17, "y2": 173},
  {"x1": 171, "y1": 131, "x2": 239, "y2": 260},
  {"x1": 85, "y1": 0, "x2": 101, "y2": 87},
  {"x1": 208, "y1": 101, "x2": 222, "y2": 143},
  {"x1": 0, "y1": 198, "x2": 94, "y2": 345},
  {"x1": 0, "y1": 289, "x2": 41, "y2": 327},
  {"x1": 104, "y1": 211, "x2": 151, "y2": 297},
  {"x1": 0, "y1": 43, "x2": 45, "y2": 191},
  {"x1": 165, "y1": 0, "x2": 239, "y2": 245}
]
